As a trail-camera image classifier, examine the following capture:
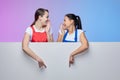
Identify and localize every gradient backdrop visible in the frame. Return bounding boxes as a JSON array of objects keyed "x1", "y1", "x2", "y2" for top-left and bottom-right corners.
[{"x1": 0, "y1": 0, "x2": 120, "y2": 42}]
